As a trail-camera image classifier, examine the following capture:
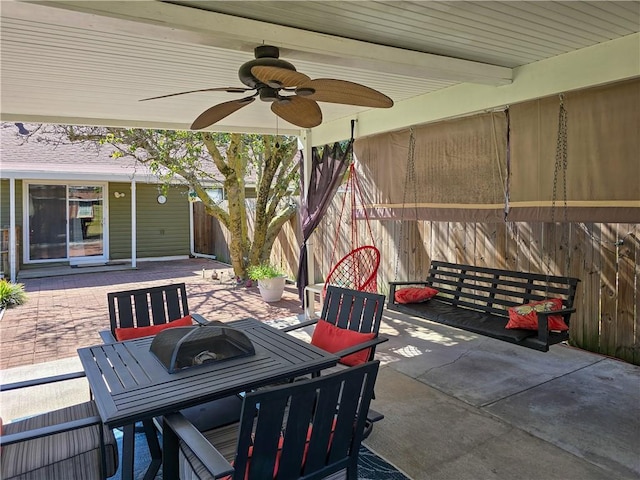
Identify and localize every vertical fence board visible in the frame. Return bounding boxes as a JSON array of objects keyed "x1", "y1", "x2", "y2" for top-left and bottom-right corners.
[
  {"x1": 475, "y1": 223, "x2": 488, "y2": 268},
  {"x1": 569, "y1": 223, "x2": 588, "y2": 346},
  {"x1": 600, "y1": 224, "x2": 618, "y2": 357},
  {"x1": 583, "y1": 223, "x2": 602, "y2": 351},
  {"x1": 616, "y1": 224, "x2": 637, "y2": 363}
]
